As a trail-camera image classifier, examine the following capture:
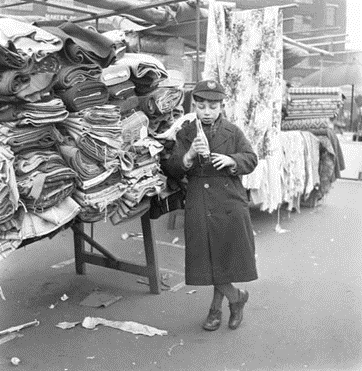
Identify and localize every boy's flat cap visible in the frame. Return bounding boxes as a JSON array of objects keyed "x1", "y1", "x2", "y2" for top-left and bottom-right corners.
[{"x1": 192, "y1": 80, "x2": 227, "y2": 101}]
